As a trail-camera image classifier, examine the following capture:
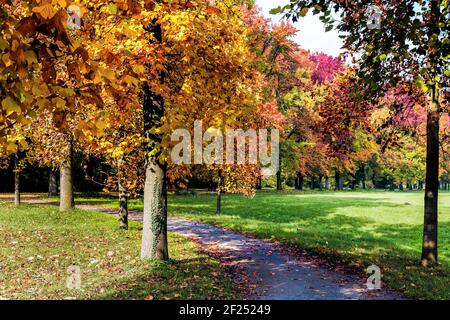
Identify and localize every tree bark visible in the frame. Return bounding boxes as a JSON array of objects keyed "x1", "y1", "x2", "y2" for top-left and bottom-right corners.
[
  {"x1": 276, "y1": 170, "x2": 282, "y2": 190},
  {"x1": 310, "y1": 176, "x2": 315, "y2": 189},
  {"x1": 421, "y1": 89, "x2": 440, "y2": 267},
  {"x1": 141, "y1": 158, "x2": 168, "y2": 260},
  {"x1": 48, "y1": 171, "x2": 58, "y2": 196},
  {"x1": 325, "y1": 176, "x2": 329, "y2": 190},
  {"x1": 335, "y1": 171, "x2": 343, "y2": 191},
  {"x1": 299, "y1": 174, "x2": 304, "y2": 190},
  {"x1": 216, "y1": 170, "x2": 222, "y2": 214},
  {"x1": 256, "y1": 176, "x2": 262, "y2": 190},
  {"x1": 14, "y1": 154, "x2": 20, "y2": 206},
  {"x1": 140, "y1": 20, "x2": 169, "y2": 260},
  {"x1": 60, "y1": 137, "x2": 74, "y2": 211},
  {"x1": 118, "y1": 182, "x2": 128, "y2": 230}
]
